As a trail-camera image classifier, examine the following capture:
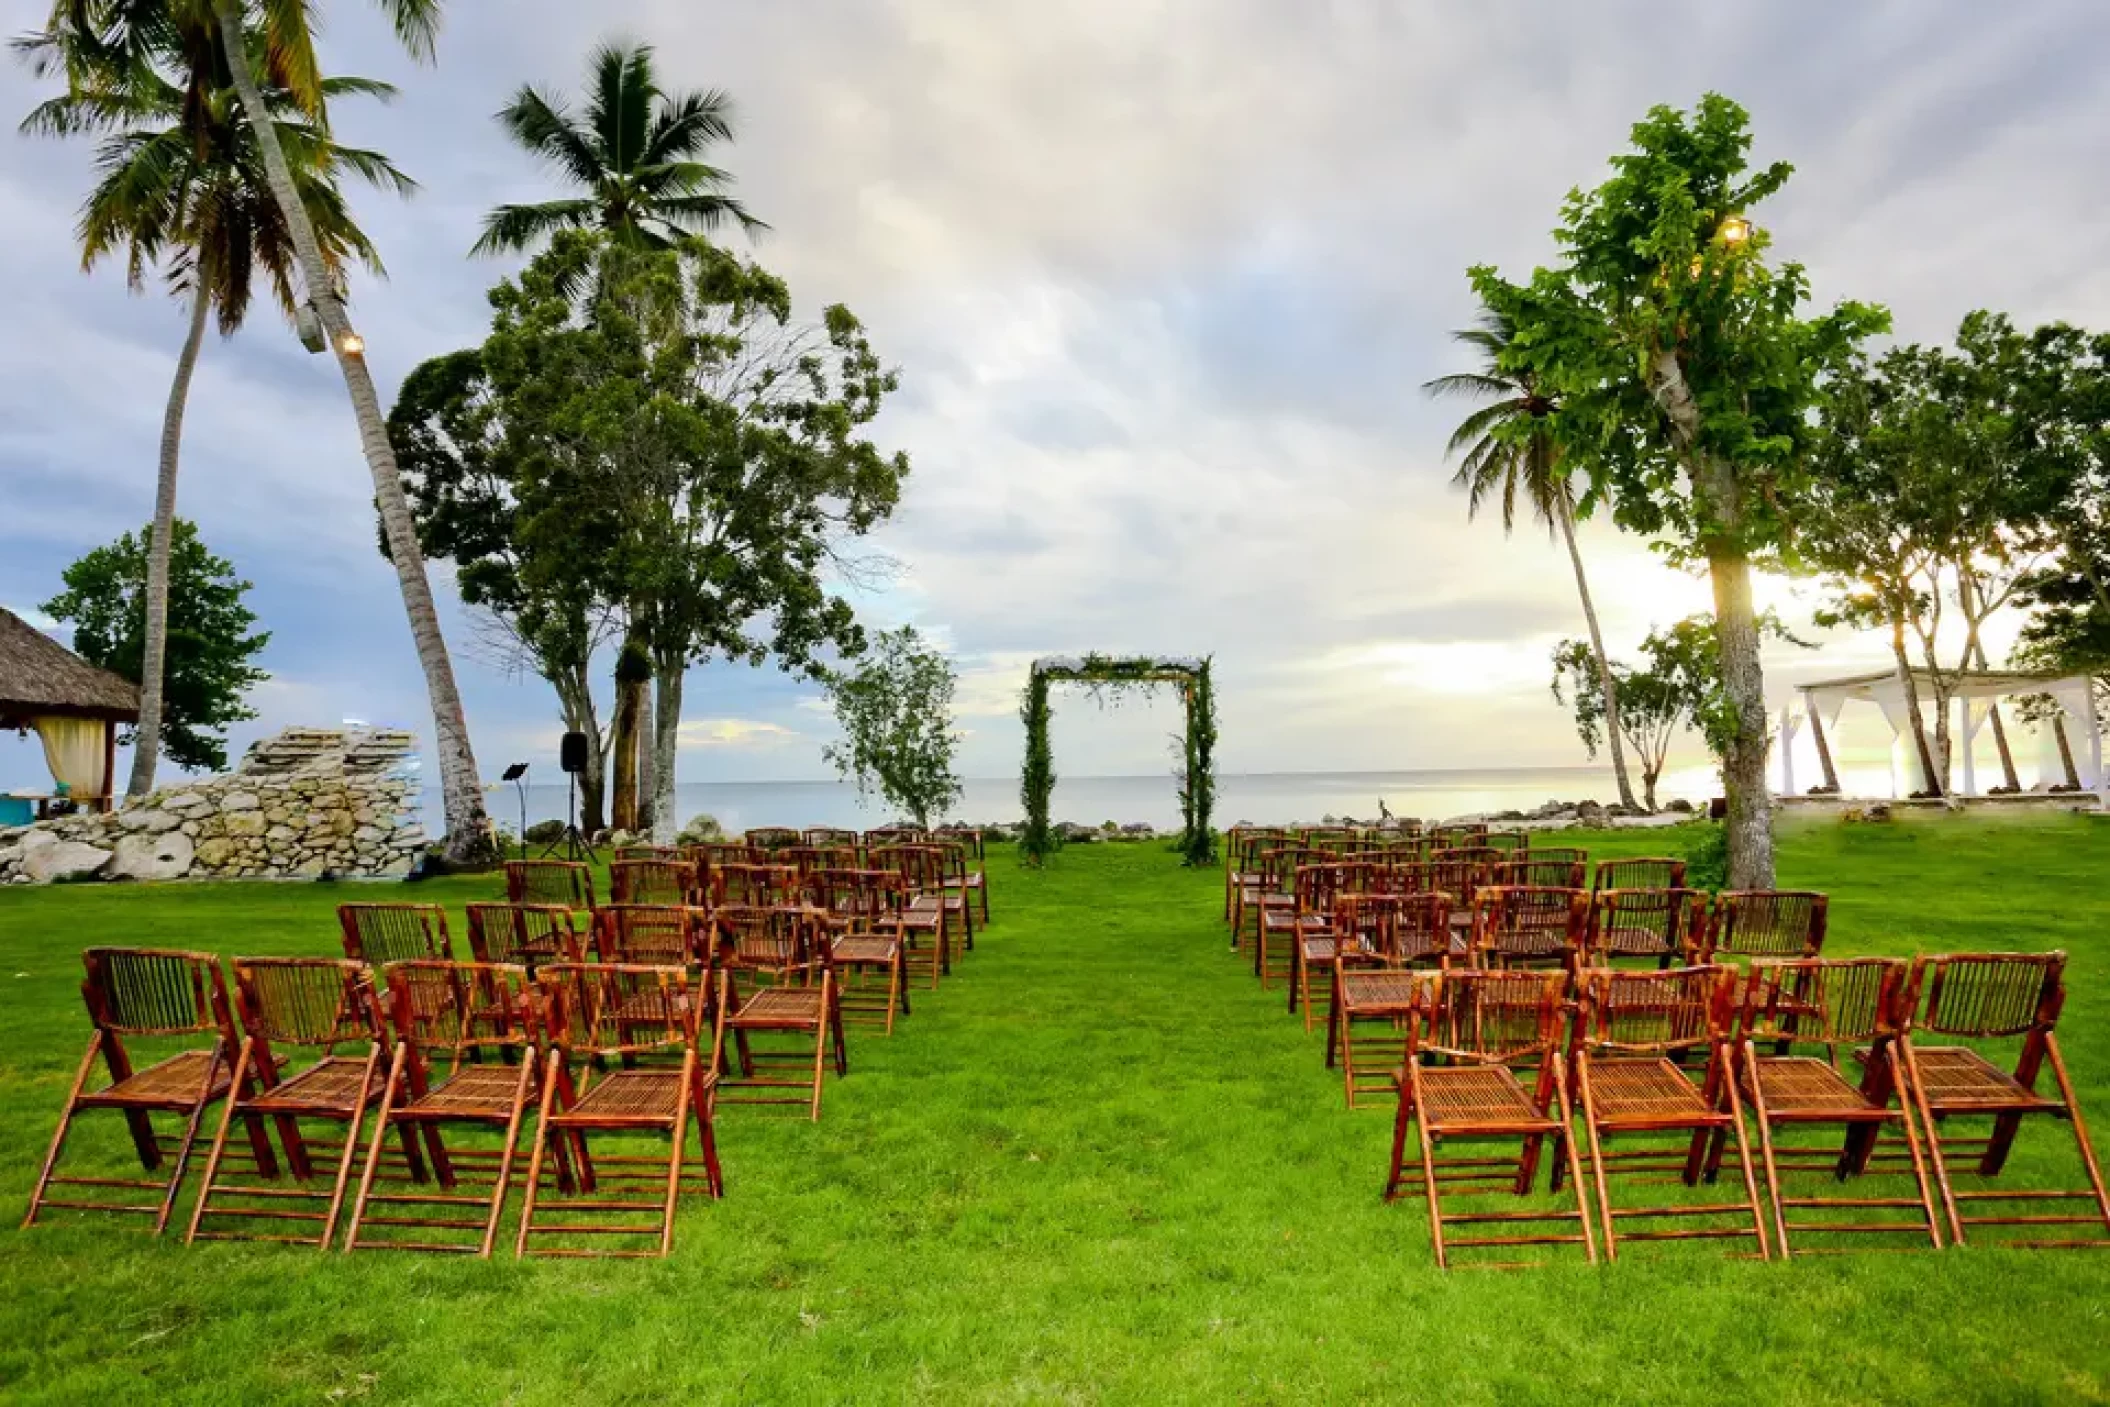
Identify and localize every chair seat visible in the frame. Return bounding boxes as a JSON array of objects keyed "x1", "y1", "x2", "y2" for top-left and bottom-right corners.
[
  {"x1": 1417, "y1": 1065, "x2": 1555, "y2": 1132},
  {"x1": 1339, "y1": 970, "x2": 1419, "y2": 1016},
  {"x1": 1743, "y1": 1056, "x2": 1889, "y2": 1120},
  {"x1": 832, "y1": 936, "x2": 901, "y2": 964},
  {"x1": 401, "y1": 1063, "x2": 530, "y2": 1119},
  {"x1": 1599, "y1": 924, "x2": 1678, "y2": 957},
  {"x1": 1299, "y1": 936, "x2": 1339, "y2": 963},
  {"x1": 732, "y1": 987, "x2": 827, "y2": 1028},
  {"x1": 1586, "y1": 1057, "x2": 1721, "y2": 1125},
  {"x1": 81, "y1": 1049, "x2": 234, "y2": 1109},
  {"x1": 1911, "y1": 1045, "x2": 2060, "y2": 1113},
  {"x1": 558, "y1": 1069, "x2": 690, "y2": 1124},
  {"x1": 247, "y1": 1054, "x2": 377, "y2": 1114}
]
